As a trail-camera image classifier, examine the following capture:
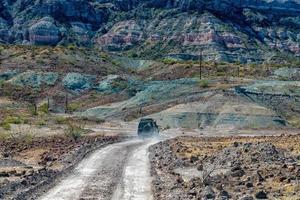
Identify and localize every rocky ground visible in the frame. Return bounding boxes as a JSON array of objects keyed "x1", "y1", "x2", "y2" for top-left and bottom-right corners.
[
  {"x1": 0, "y1": 134, "x2": 121, "y2": 200},
  {"x1": 149, "y1": 135, "x2": 300, "y2": 200}
]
